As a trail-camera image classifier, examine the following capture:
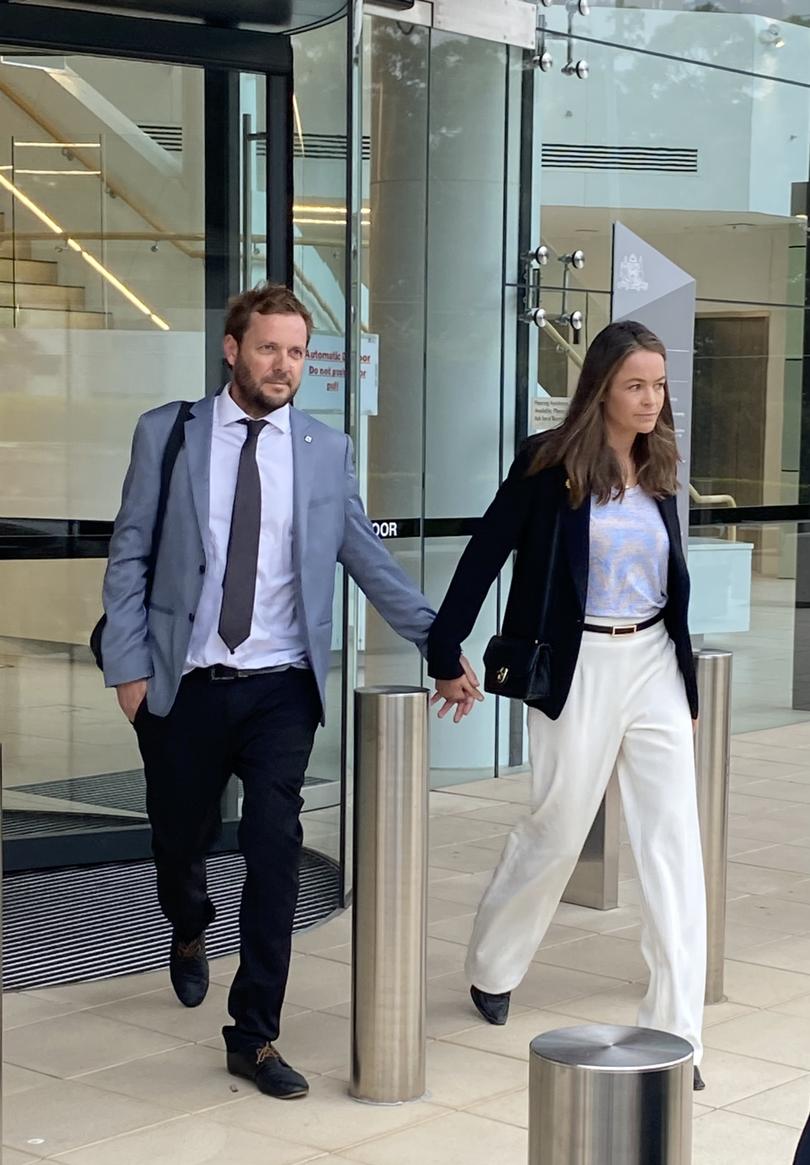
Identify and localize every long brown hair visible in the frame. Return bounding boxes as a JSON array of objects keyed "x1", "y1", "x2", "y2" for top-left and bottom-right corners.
[{"x1": 529, "y1": 319, "x2": 679, "y2": 507}]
